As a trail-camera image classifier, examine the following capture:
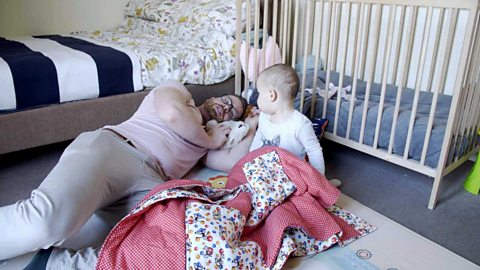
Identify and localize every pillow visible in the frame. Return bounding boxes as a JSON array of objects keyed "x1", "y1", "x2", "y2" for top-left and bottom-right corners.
[
  {"x1": 124, "y1": 0, "x2": 182, "y2": 27},
  {"x1": 187, "y1": 0, "x2": 239, "y2": 36},
  {"x1": 119, "y1": 17, "x2": 175, "y2": 37},
  {"x1": 124, "y1": 0, "x2": 250, "y2": 36}
]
